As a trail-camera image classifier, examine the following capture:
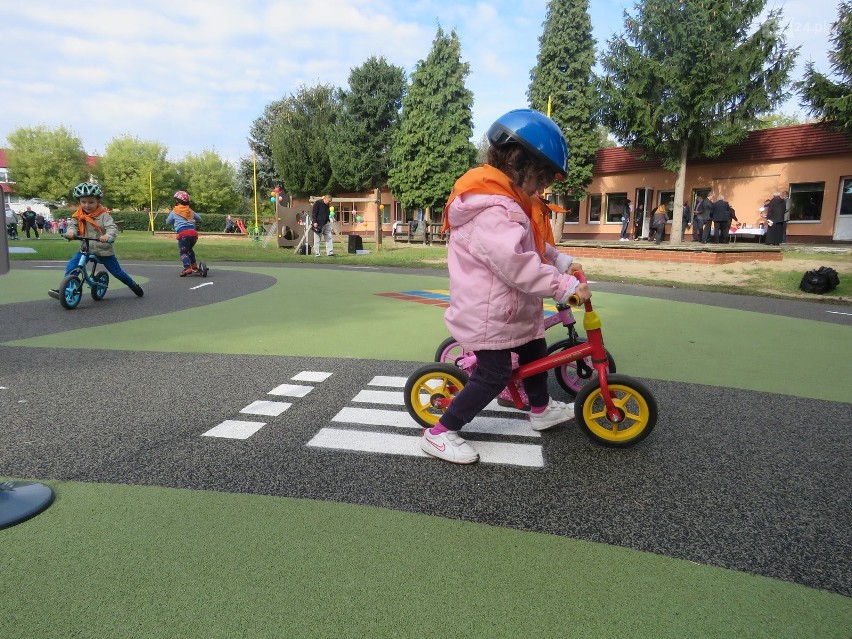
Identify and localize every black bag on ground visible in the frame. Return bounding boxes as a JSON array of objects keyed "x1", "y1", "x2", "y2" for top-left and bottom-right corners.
[
  {"x1": 799, "y1": 266, "x2": 840, "y2": 294},
  {"x1": 298, "y1": 244, "x2": 311, "y2": 255},
  {"x1": 348, "y1": 234, "x2": 364, "y2": 253}
]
